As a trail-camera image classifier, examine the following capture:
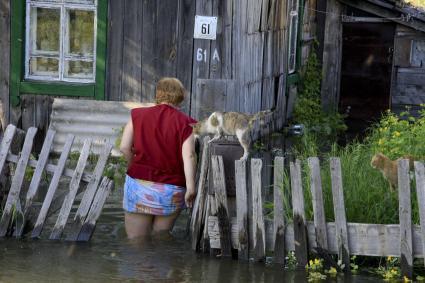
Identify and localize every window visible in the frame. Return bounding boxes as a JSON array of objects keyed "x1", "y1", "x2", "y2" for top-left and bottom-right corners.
[
  {"x1": 288, "y1": 0, "x2": 299, "y2": 74},
  {"x1": 10, "y1": 0, "x2": 107, "y2": 106},
  {"x1": 26, "y1": 0, "x2": 97, "y2": 82}
]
